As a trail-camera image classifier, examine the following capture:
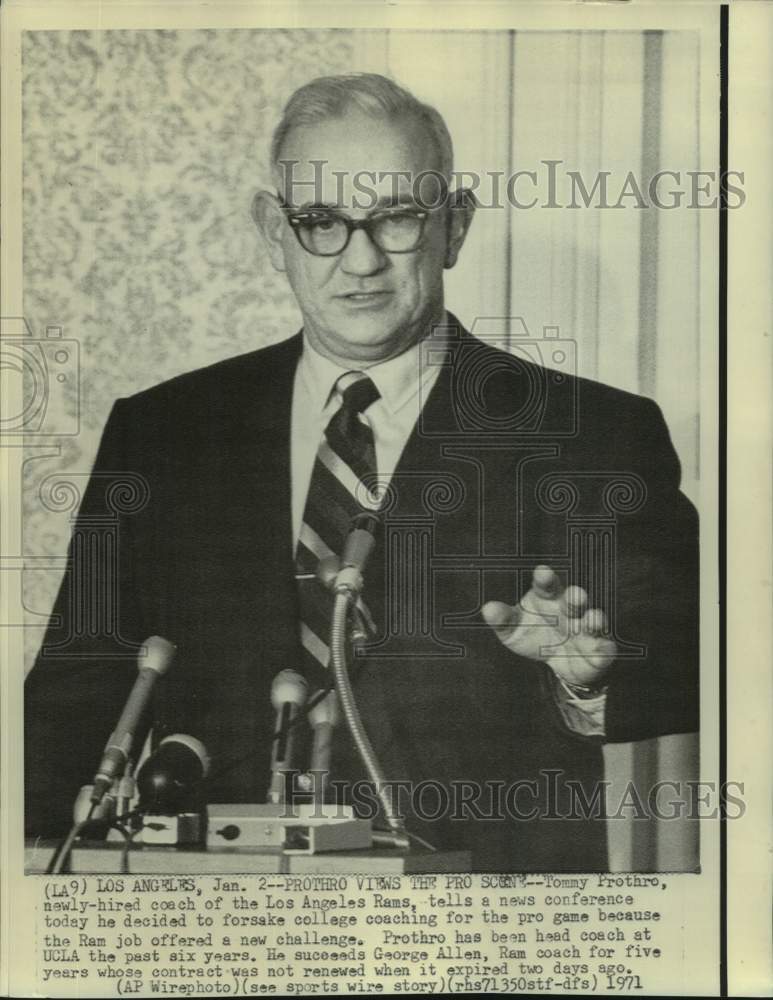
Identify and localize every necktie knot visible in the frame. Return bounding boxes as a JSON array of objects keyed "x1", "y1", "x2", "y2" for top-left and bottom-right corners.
[{"x1": 336, "y1": 372, "x2": 380, "y2": 415}]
